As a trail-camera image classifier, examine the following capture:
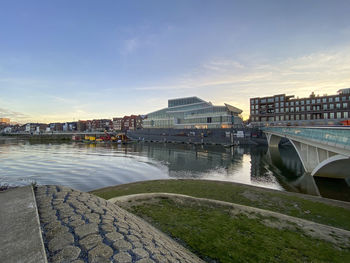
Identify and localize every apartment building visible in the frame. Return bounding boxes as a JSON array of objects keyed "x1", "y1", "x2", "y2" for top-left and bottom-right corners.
[{"x1": 250, "y1": 89, "x2": 350, "y2": 126}]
